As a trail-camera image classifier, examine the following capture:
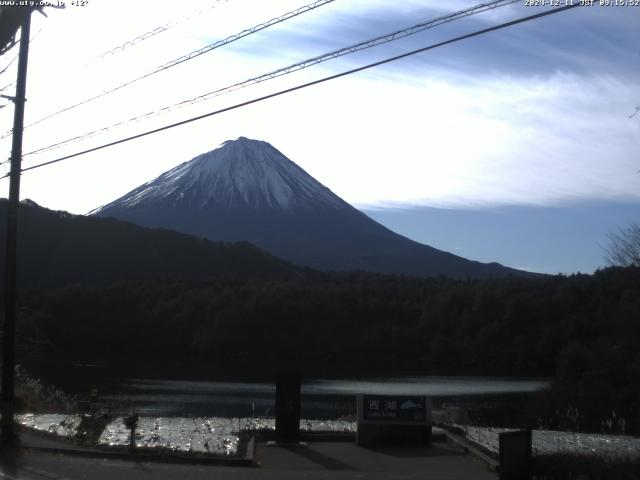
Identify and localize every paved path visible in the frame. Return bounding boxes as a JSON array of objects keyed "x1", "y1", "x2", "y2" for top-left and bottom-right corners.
[
  {"x1": 0, "y1": 440, "x2": 496, "y2": 480},
  {"x1": 256, "y1": 441, "x2": 497, "y2": 479}
]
